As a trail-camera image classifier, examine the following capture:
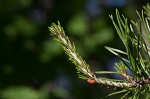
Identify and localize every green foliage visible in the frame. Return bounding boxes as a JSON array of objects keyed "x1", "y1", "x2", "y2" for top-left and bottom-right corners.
[
  {"x1": 49, "y1": 3, "x2": 150, "y2": 98},
  {"x1": 106, "y1": 5, "x2": 150, "y2": 98},
  {"x1": 143, "y1": 3, "x2": 150, "y2": 20}
]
